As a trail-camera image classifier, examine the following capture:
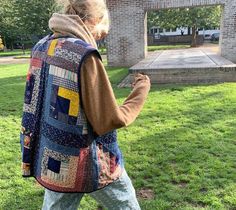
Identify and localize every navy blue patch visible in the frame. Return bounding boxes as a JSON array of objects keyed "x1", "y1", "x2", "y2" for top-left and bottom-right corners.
[
  {"x1": 22, "y1": 112, "x2": 37, "y2": 132},
  {"x1": 68, "y1": 116, "x2": 77, "y2": 125},
  {"x1": 48, "y1": 157, "x2": 61, "y2": 173},
  {"x1": 50, "y1": 85, "x2": 59, "y2": 105},
  {"x1": 56, "y1": 96, "x2": 70, "y2": 115},
  {"x1": 24, "y1": 75, "x2": 35, "y2": 104},
  {"x1": 41, "y1": 122, "x2": 90, "y2": 148},
  {"x1": 23, "y1": 147, "x2": 31, "y2": 163}
]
